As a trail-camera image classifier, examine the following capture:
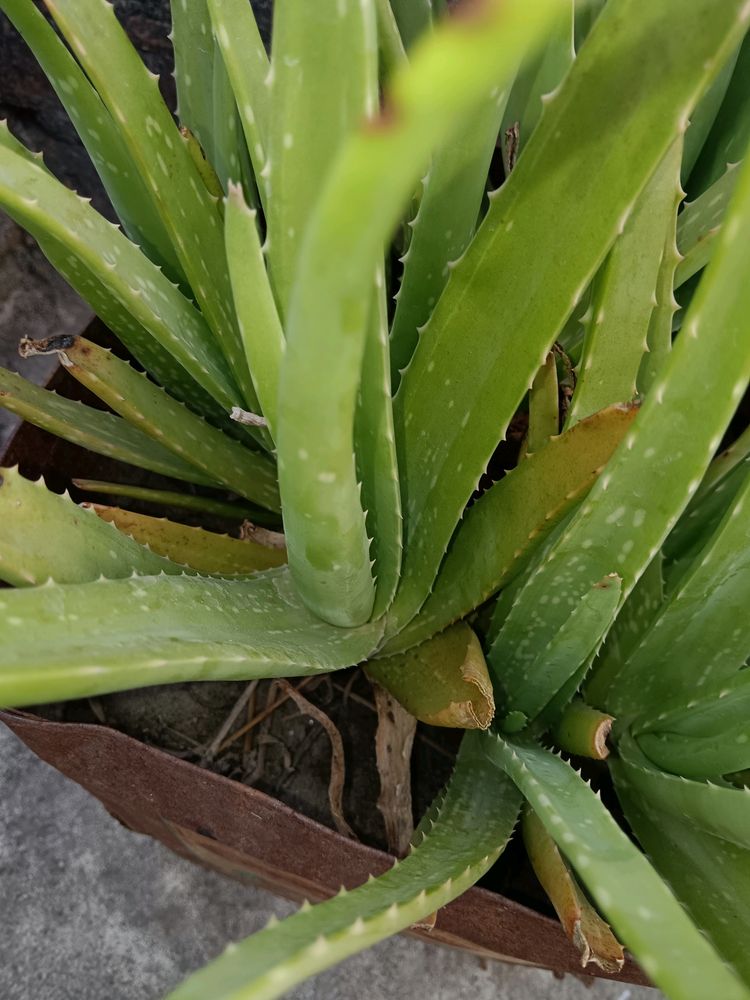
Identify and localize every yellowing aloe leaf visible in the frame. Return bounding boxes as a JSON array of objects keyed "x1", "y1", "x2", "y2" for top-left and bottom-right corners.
[
  {"x1": 367, "y1": 622, "x2": 494, "y2": 729},
  {"x1": 86, "y1": 505, "x2": 286, "y2": 576},
  {"x1": 522, "y1": 806, "x2": 624, "y2": 973}
]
